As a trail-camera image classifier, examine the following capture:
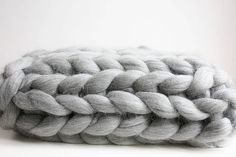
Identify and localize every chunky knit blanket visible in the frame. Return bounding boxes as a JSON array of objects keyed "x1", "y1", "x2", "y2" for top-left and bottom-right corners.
[{"x1": 0, "y1": 47, "x2": 235, "y2": 147}]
